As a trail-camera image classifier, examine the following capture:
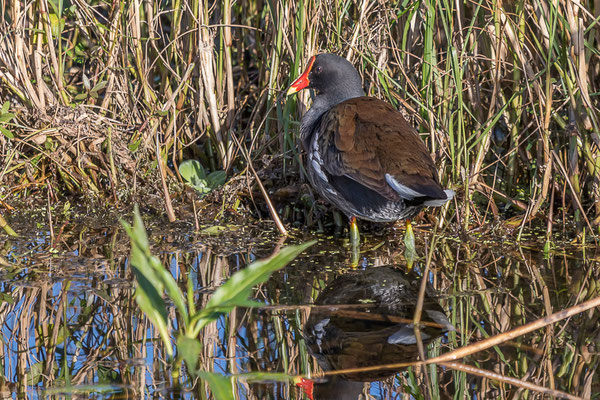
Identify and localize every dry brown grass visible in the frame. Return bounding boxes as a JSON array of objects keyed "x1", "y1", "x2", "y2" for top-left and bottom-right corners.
[{"x1": 0, "y1": 0, "x2": 599, "y2": 236}]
